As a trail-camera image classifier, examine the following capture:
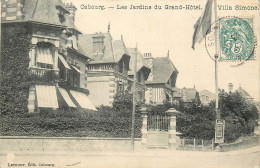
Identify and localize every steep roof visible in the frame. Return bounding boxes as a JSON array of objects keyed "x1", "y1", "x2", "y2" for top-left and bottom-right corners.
[
  {"x1": 63, "y1": 14, "x2": 81, "y2": 34},
  {"x1": 199, "y1": 90, "x2": 215, "y2": 96},
  {"x1": 173, "y1": 88, "x2": 199, "y2": 102},
  {"x1": 113, "y1": 40, "x2": 130, "y2": 62},
  {"x1": 184, "y1": 88, "x2": 198, "y2": 102},
  {"x1": 128, "y1": 48, "x2": 151, "y2": 79},
  {"x1": 146, "y1": 57, "x2": 178, "y2": 84},
  {"x1": 236, "y1": 87, "x2": 253, "y2": 100},
  {"x1": 172, "y1": 89, "x2": 182, "y2": 98},
  {"x1": 2, "y1": 0, "x2": 67, "y2": 27},
  {"x1": 78, "y1": 33, "x2": 130, "y2": 65}
]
